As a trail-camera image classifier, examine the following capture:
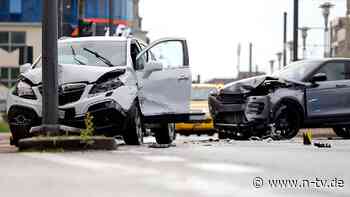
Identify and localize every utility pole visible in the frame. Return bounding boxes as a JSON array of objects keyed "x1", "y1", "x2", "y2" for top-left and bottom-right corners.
[
  {"x1": 300, "y1": 26, "x2": 310, "y2": 59},
  {"x1": 283, "y1": 12, "x2": 287, "y2": 67},
  {"x1": 109, "y1": 0, "x2": 114, "y2": 36},
  {"x1": 249, "y1": 43, "x2": 253, "y2": 76},
  {"x1": 58, "y1": 0, "x2": 63, "y2": 38},
  {"x1": 42, "y1": 0, "x2": 59, "y2": 133},
  {"x1": 293, "y1": 0, "x2": 299, "y2": 61}
]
